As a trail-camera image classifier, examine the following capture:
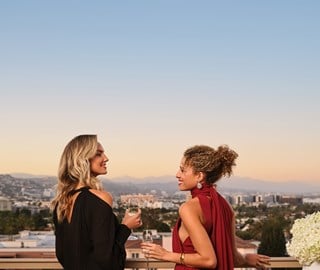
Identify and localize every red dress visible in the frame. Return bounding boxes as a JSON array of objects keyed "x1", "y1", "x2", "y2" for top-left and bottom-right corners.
[{"x1": 172, "y1": 184, "x2": 234, "y2": 270}]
